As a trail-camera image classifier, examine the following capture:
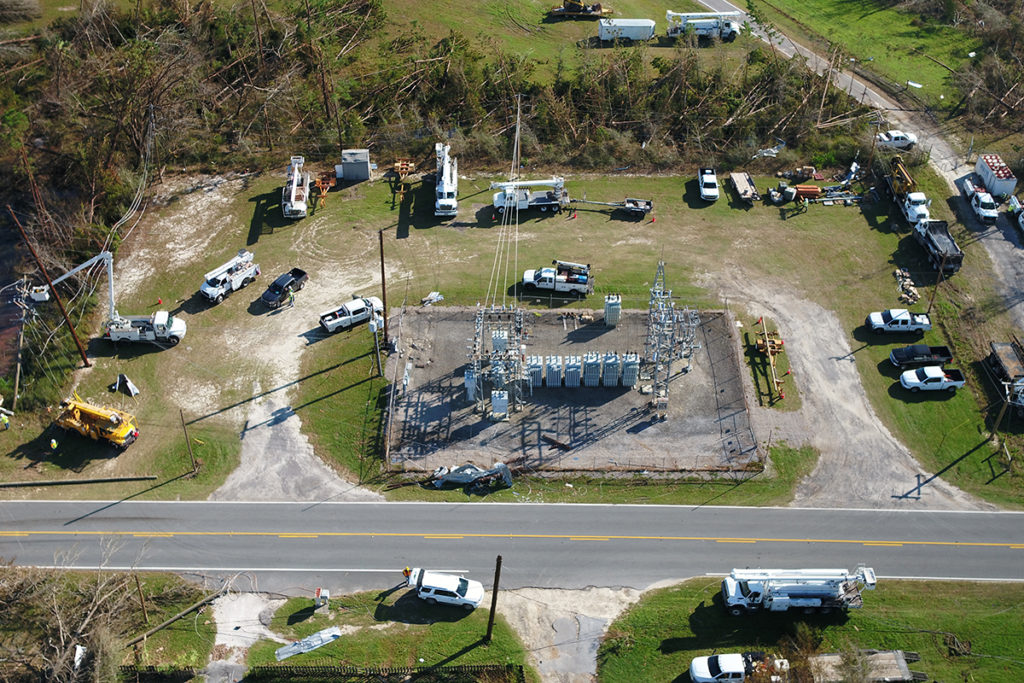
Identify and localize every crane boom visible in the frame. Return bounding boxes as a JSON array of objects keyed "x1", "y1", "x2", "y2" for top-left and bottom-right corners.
[
  {"x1": 29, "y1": 251, "x2": 119, "y2": 322},
  {"x1": 665, "y1": 10, "x2": 741, "y2": 21},
  {"x1": 489, "y1": 177, "x2": 565, "y2": 191}
]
